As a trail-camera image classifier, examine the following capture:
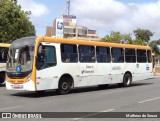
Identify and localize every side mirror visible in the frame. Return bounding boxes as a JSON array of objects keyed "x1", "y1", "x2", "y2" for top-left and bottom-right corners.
[{"x1": 37, "y1": 53, "x2": 45, "y2": 62}]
